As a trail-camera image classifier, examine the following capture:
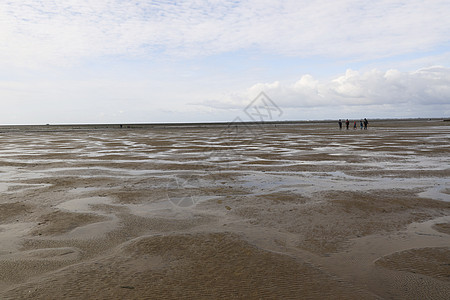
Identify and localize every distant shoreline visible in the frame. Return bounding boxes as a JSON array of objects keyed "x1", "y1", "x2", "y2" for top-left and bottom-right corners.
[{"x1": 0, "y1": 117, "x2": 448, "y2": 129}]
